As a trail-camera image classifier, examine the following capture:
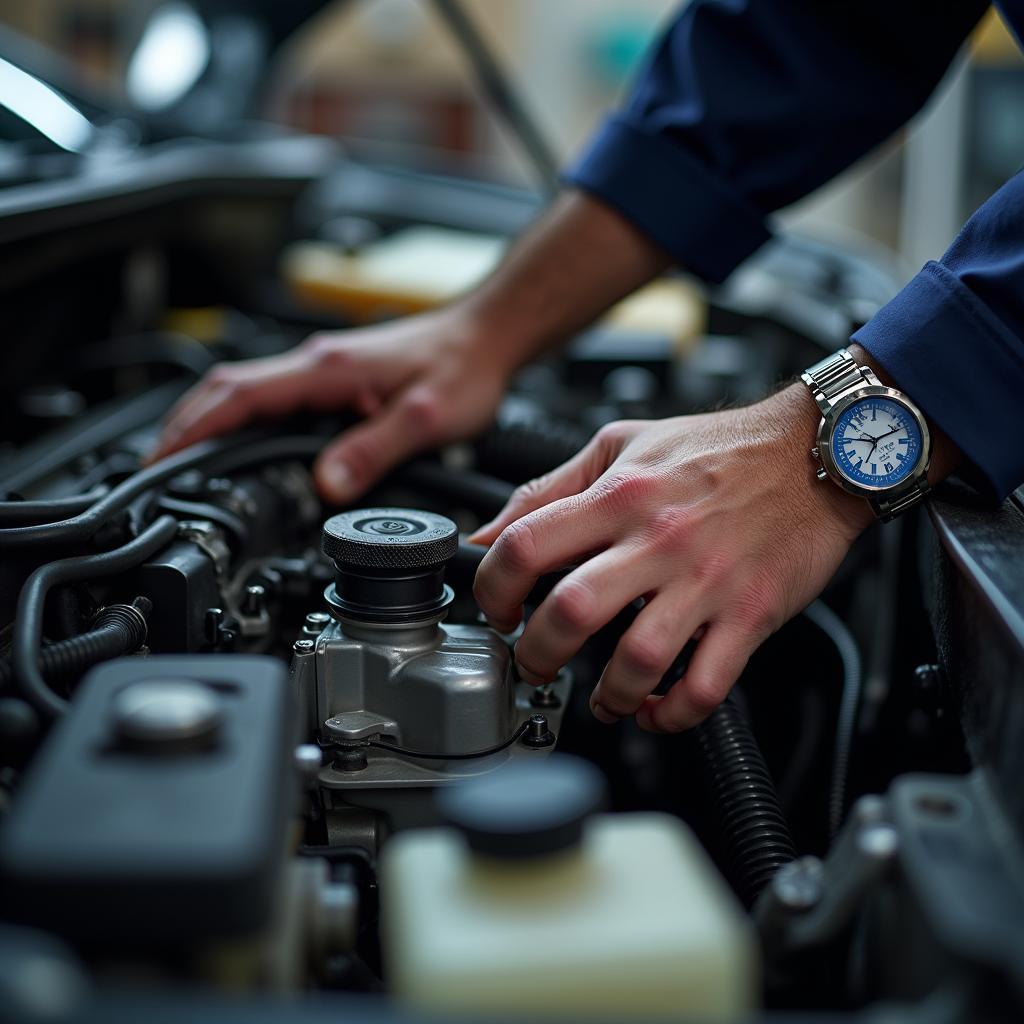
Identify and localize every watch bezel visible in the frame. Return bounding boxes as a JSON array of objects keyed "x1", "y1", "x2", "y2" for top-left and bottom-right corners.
[{"x1": 816, "y1": 386, "x2": 931, "y2": 498}]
